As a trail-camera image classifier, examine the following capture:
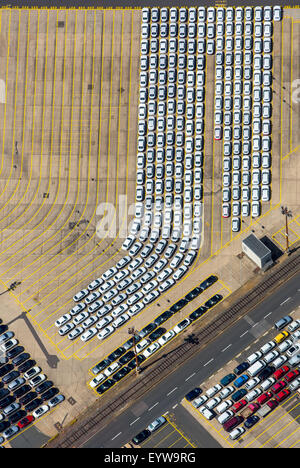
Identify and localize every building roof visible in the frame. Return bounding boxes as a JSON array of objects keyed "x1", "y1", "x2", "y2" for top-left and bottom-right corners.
[{"x1": 242, "y1": 234, "x2": 271, "y2": 259}]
